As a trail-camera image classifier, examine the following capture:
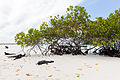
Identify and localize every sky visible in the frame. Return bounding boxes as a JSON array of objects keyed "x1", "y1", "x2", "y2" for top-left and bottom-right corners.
[
  {"x1": 0, "y1": 0, "x2": 120, "y2": 42},
  {"x1": 0, "y1": 0, "x2": 84, "y2": 42},
  {"x1": 80, "y1": 0, "x2": 120, "y2": 20}
]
